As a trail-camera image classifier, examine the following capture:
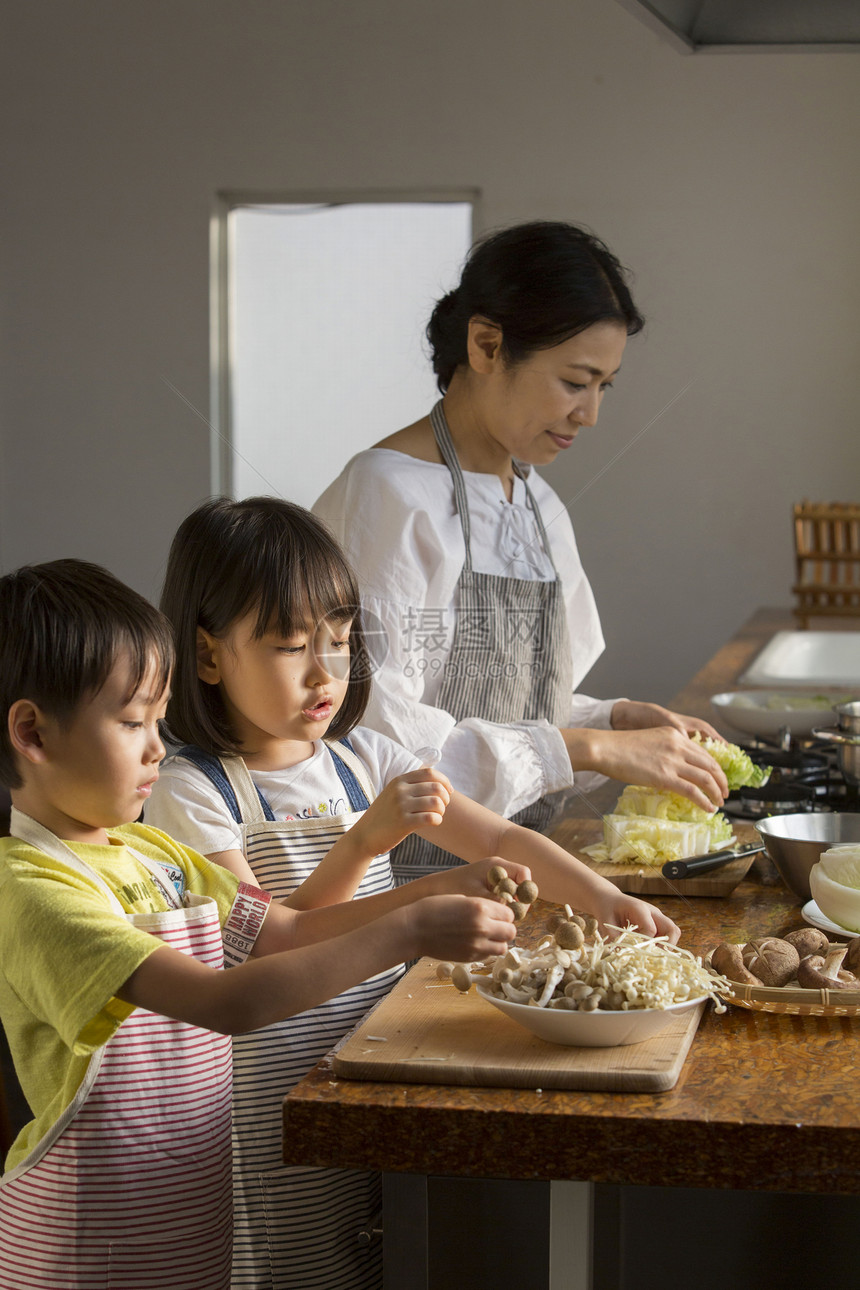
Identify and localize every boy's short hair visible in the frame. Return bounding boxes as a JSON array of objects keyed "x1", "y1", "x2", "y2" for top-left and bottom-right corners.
[{"x1": 0, "y1": 559, "x2": 174, "y2": 788}]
